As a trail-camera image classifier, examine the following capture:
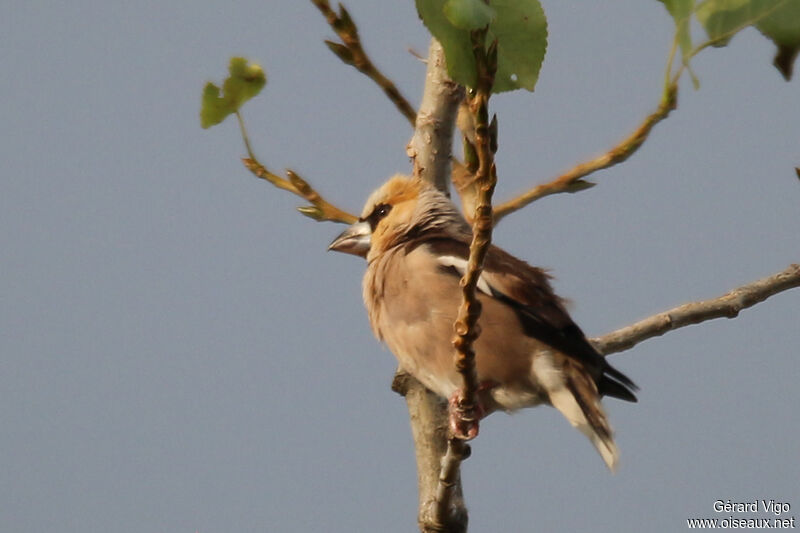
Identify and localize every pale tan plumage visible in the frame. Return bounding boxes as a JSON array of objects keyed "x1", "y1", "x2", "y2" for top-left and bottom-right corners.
[{"x1": 329, "y1": 175, "x2": 637, "y2": 471}]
